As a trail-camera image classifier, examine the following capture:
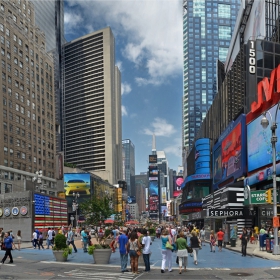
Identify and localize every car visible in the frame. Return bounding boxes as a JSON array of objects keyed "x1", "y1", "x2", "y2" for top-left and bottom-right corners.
[{"x1": 64, "y1": 179, "x2": 90, "y2": 195}]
